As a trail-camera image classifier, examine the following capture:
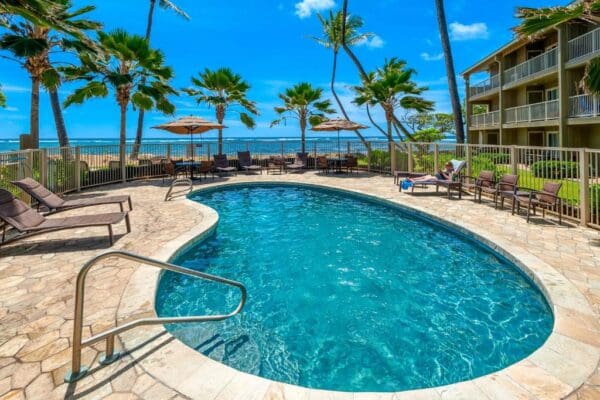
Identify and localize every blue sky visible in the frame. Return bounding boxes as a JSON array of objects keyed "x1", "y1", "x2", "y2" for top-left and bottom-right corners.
[{"x1": 0, "y1": 0, "x2": 567, "y2": 140}]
